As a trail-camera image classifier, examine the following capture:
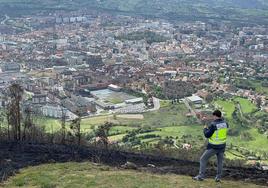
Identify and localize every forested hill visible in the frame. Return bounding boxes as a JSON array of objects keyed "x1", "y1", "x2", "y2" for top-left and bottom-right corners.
[{"x1": 0, "y1": 0, "x2": 268, "y2": 24}]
